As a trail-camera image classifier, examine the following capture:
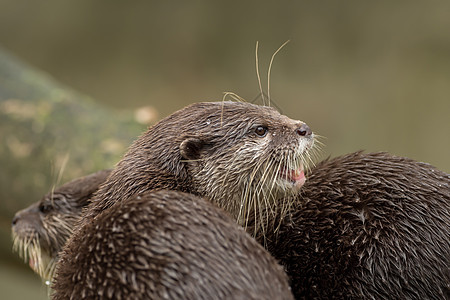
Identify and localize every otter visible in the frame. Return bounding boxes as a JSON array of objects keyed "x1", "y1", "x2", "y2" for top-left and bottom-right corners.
[
  {"x1": 247, "y1": 151, "x2": 450, "y2": 299},
  {"x1": 11, "y1": 169, "x2": 111, "y2": 282},
  {"x1": 52, "y1": 190, "x2": 294, "y2": 300}
]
